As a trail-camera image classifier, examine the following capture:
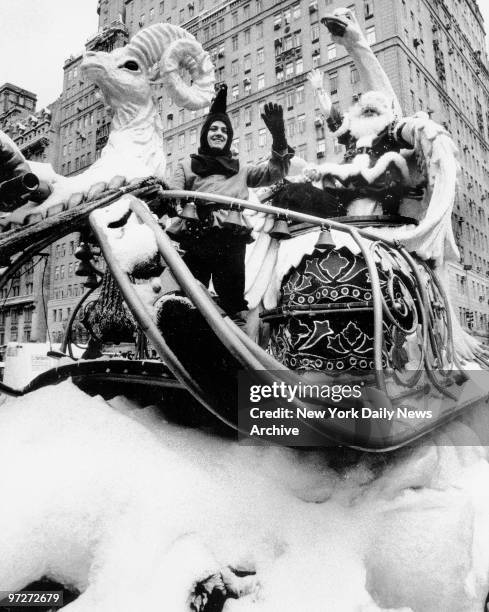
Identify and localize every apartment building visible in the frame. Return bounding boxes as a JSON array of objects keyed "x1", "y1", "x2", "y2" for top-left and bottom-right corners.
[
  {"x1": 45, "y1": 0, "x2": 489, "y2": 341},
  {"x1": 0, "y1": 84, "x2": 57, "y2": 344}
]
